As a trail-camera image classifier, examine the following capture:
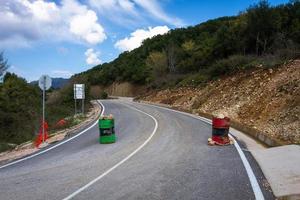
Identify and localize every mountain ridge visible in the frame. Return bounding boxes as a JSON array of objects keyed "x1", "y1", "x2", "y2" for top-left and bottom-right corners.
[{"x1": 30, "y1": 77, "x2": 69, "y2": 89}]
